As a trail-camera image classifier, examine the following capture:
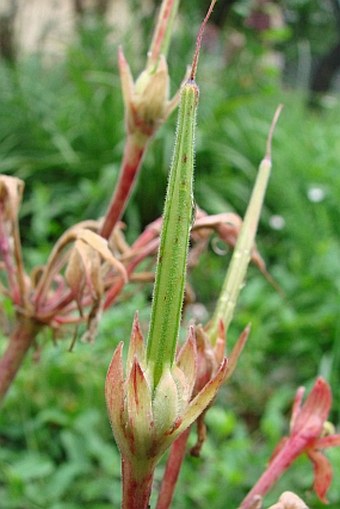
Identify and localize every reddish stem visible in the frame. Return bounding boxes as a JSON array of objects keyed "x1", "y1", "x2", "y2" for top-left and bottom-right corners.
[
  {"x1": 104, "y1": 237, "x2": 159, "y2": 310},
  {"x1": 121, "y1": 457, "x2": 155, "y2": 509},
  {"x1": 131, "y1": 217, "x2": 162, "y2": 250},
  {"x1": 0, "y1": 317, "x2": 40, "y2": 402},
  {"x1": 191, "y1": 0, "x2": 217, "y2": 81},
  {"x1": 239, "y1": 438, "x2": 302, "y2": 509},
  {"x1": 100, "y1": 134, "x2": 147, "y2": 240},
  {"x1": 148, "y1": 0, "x2": 178, "y2": 66},
  {"x1": 156, "y1": 428, "x2": 191, "y2": 509}
]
